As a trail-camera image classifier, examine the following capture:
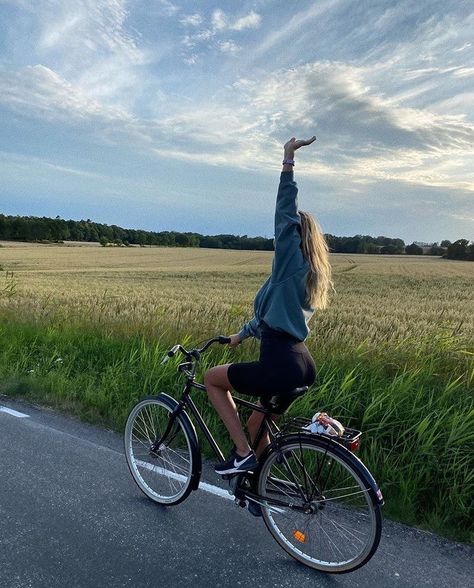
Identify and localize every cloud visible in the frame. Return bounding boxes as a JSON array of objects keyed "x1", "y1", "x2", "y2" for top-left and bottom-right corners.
[
  {"x1": 452, "y1": 67, "x2": 474, "y2": 78},
  {"x1": 179, "y1": 8, "x2": 261, "y2": 61},
  {"x1": 183, "y1": 54, "x2": 198, "y2": 65},
  {"x1": 450, "y1": 213, "x2": 474, "y2": 223},
  {"x1": 211, "y1": 9, "x2": 261, "y2": 32},
  {"x1": 454, "y1": 42, "x2": 472, "y2": 52},
  {"x1": 218, "y1": 40, "x2": 240, "y2": 54},
  {"x1": 2, "y1": 55, "x2": 472, "y2": 194},
  {"x1": 35, "y1": 0, "x2": 143, "y2": 64},
  {"x1": 0, "y1": 150, "x2": 112, "y2": 181},
  {"x1": 249, "y1": 0, "x2": 341, "y2": 60},
  {"x1": 180, "y1": 13, "x2": 203, "y2": 27},
  {"x1": 145, "y1": 59, "x2": 474, "y2": 190},
  {"x1": 155, "y1": 0, "x2": 179, "y2": 17},
  {"x1": 4, "y1": 0, "x2": 151, "y2": 113},
  {"x1": 234, "y1": 62, "x2": 474, "y2": 187},
  {"x1": 0, "y1": 64, "x2": 132, "y2": 124}
]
